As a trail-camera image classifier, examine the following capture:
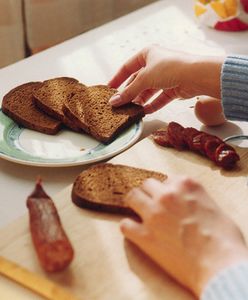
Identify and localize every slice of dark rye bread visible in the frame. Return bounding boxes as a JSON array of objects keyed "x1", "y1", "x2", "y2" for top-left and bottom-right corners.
[
  {"x1": 1, "y1": 82, "x2": 62, "y2": 135},
  {"x1": 63, "y1": 85, "x2": 145, "y2": 143},
  {"x1": 72, "y1": 163, "x2": 167, "y2": 215},
  {"x1": 33, "y1": 77, "x2": 85, "y2": 132}
]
